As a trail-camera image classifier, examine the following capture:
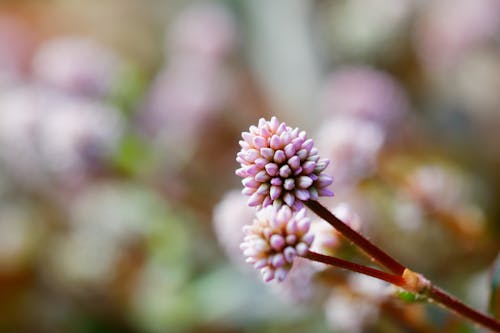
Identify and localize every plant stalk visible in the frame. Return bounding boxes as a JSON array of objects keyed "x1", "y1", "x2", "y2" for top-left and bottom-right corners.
[
  {"x1": 305, "y1": 200, "x2": 500, "y2": 331},
  {"x1": 427, "y1": 285, "x2": 500, "y2": 332},
  {"x1": 305, "y1": 250, "x2": 406, "y2": 287},
  {"x1": 306, "y1": 200, "x2": 406, "y2": 275}
]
